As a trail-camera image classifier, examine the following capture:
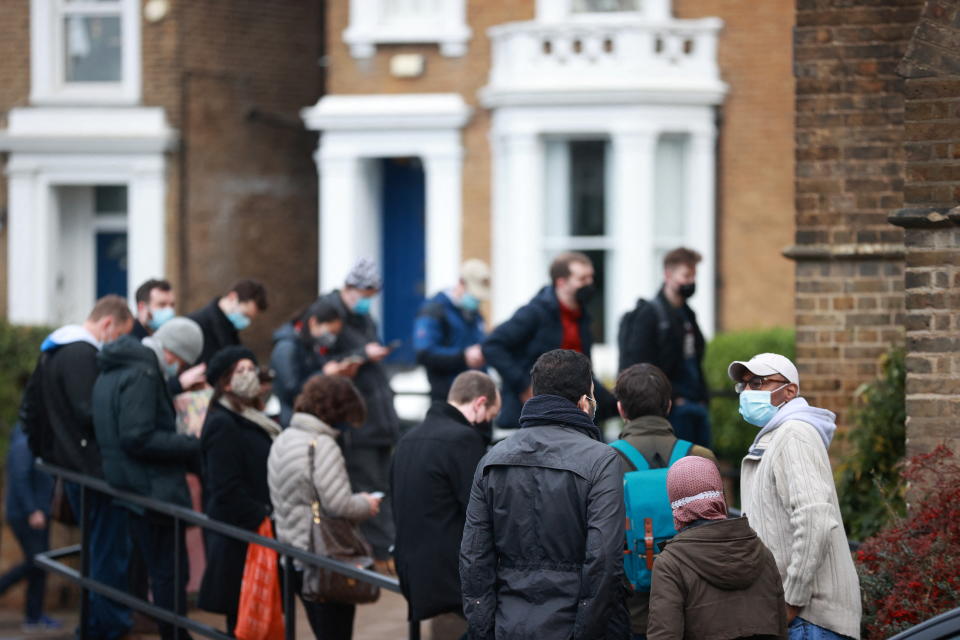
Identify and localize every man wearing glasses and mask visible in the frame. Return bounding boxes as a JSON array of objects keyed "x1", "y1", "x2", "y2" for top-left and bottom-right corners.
[{"x1": 730, "y1": 353, "x2": 861, "y2": 640}]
